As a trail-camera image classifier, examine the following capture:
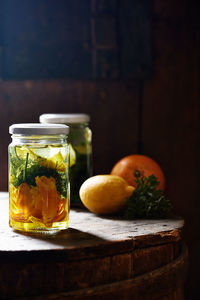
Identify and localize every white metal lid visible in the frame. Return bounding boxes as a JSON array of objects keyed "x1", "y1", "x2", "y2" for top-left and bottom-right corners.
[
  {"x1": 39, "y1": 113, "x2": 90, "y2": 124},
  {"x1": 9, "y1": 123, "x2": 70, "y2": 135}
]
